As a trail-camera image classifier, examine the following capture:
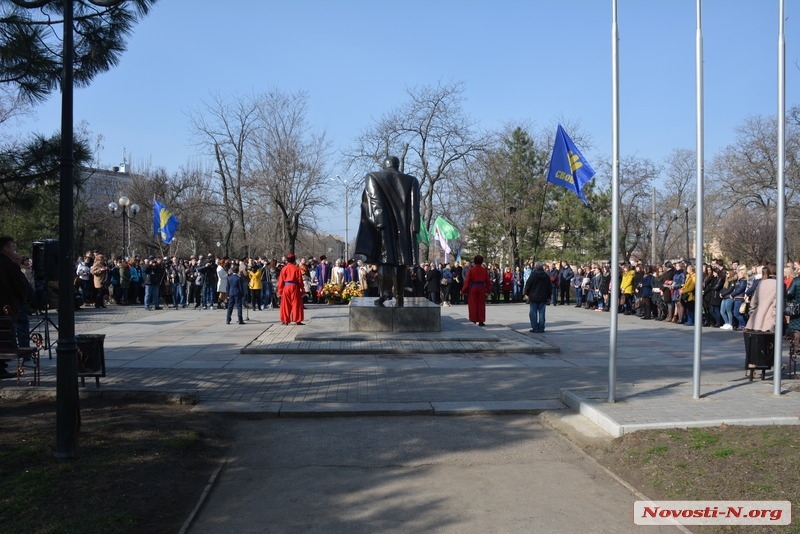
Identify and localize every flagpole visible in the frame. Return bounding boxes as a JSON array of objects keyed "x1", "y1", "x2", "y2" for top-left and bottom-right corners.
[
  {"x1": 532, "y1": 182, "x2": 549, "y2": 261},
  {"x1": 775, "y1": 0, "x2": 786, "y2": 396},
  {"x1": 608, "y1": 0, "x2": 621, "y2": 403},
  {"x1": 692, "y1": 0, "x2": 705, "y2": 400}
]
